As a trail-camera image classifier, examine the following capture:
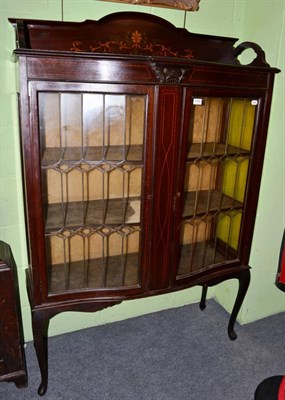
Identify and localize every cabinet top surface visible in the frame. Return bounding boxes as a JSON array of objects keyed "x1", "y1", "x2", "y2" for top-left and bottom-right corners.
[{"x1": 9, "y1": 12, "x2": 278, "y2": 71}]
